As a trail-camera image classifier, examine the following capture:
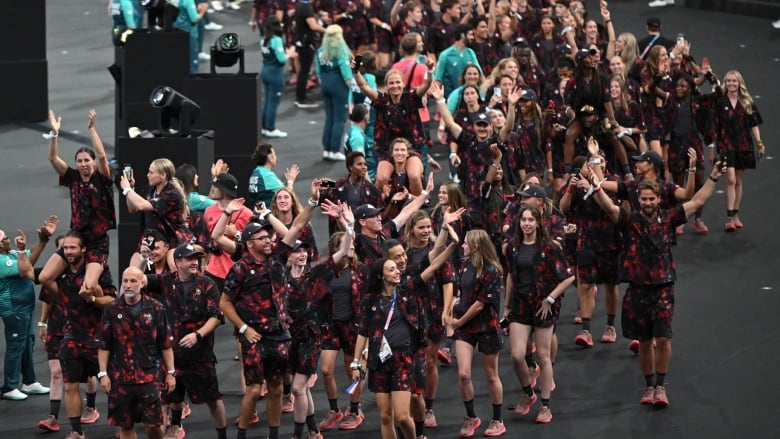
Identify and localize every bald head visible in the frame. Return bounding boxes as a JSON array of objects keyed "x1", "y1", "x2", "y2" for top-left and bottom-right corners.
[{"x1": 121, "y1": 266, "x2": 146, "y2": 303}]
